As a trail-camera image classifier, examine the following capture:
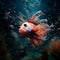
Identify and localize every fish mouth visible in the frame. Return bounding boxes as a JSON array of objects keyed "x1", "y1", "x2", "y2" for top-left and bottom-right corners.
[
  {"x1": 18, "y1": 28, "x2": 35, "y2": 37},
  {"x1": 18, "y1": 28, "x2": 31, "y2": 36},
  {"x1": 18, "y1": 29, "x2": 26, "y2": 34}
]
